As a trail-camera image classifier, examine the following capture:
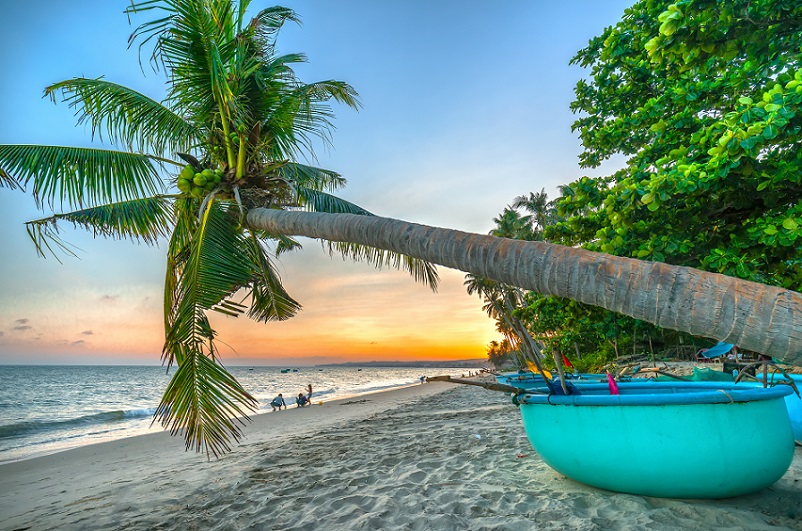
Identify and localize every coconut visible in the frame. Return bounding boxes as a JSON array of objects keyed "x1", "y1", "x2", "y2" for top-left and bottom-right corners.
[
  {"x1": 177, "y1": 179, "x2": 191, "y2": 192},
  {"x1": 193, "y1": 174, "x2": 207, "y2": 186}
]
